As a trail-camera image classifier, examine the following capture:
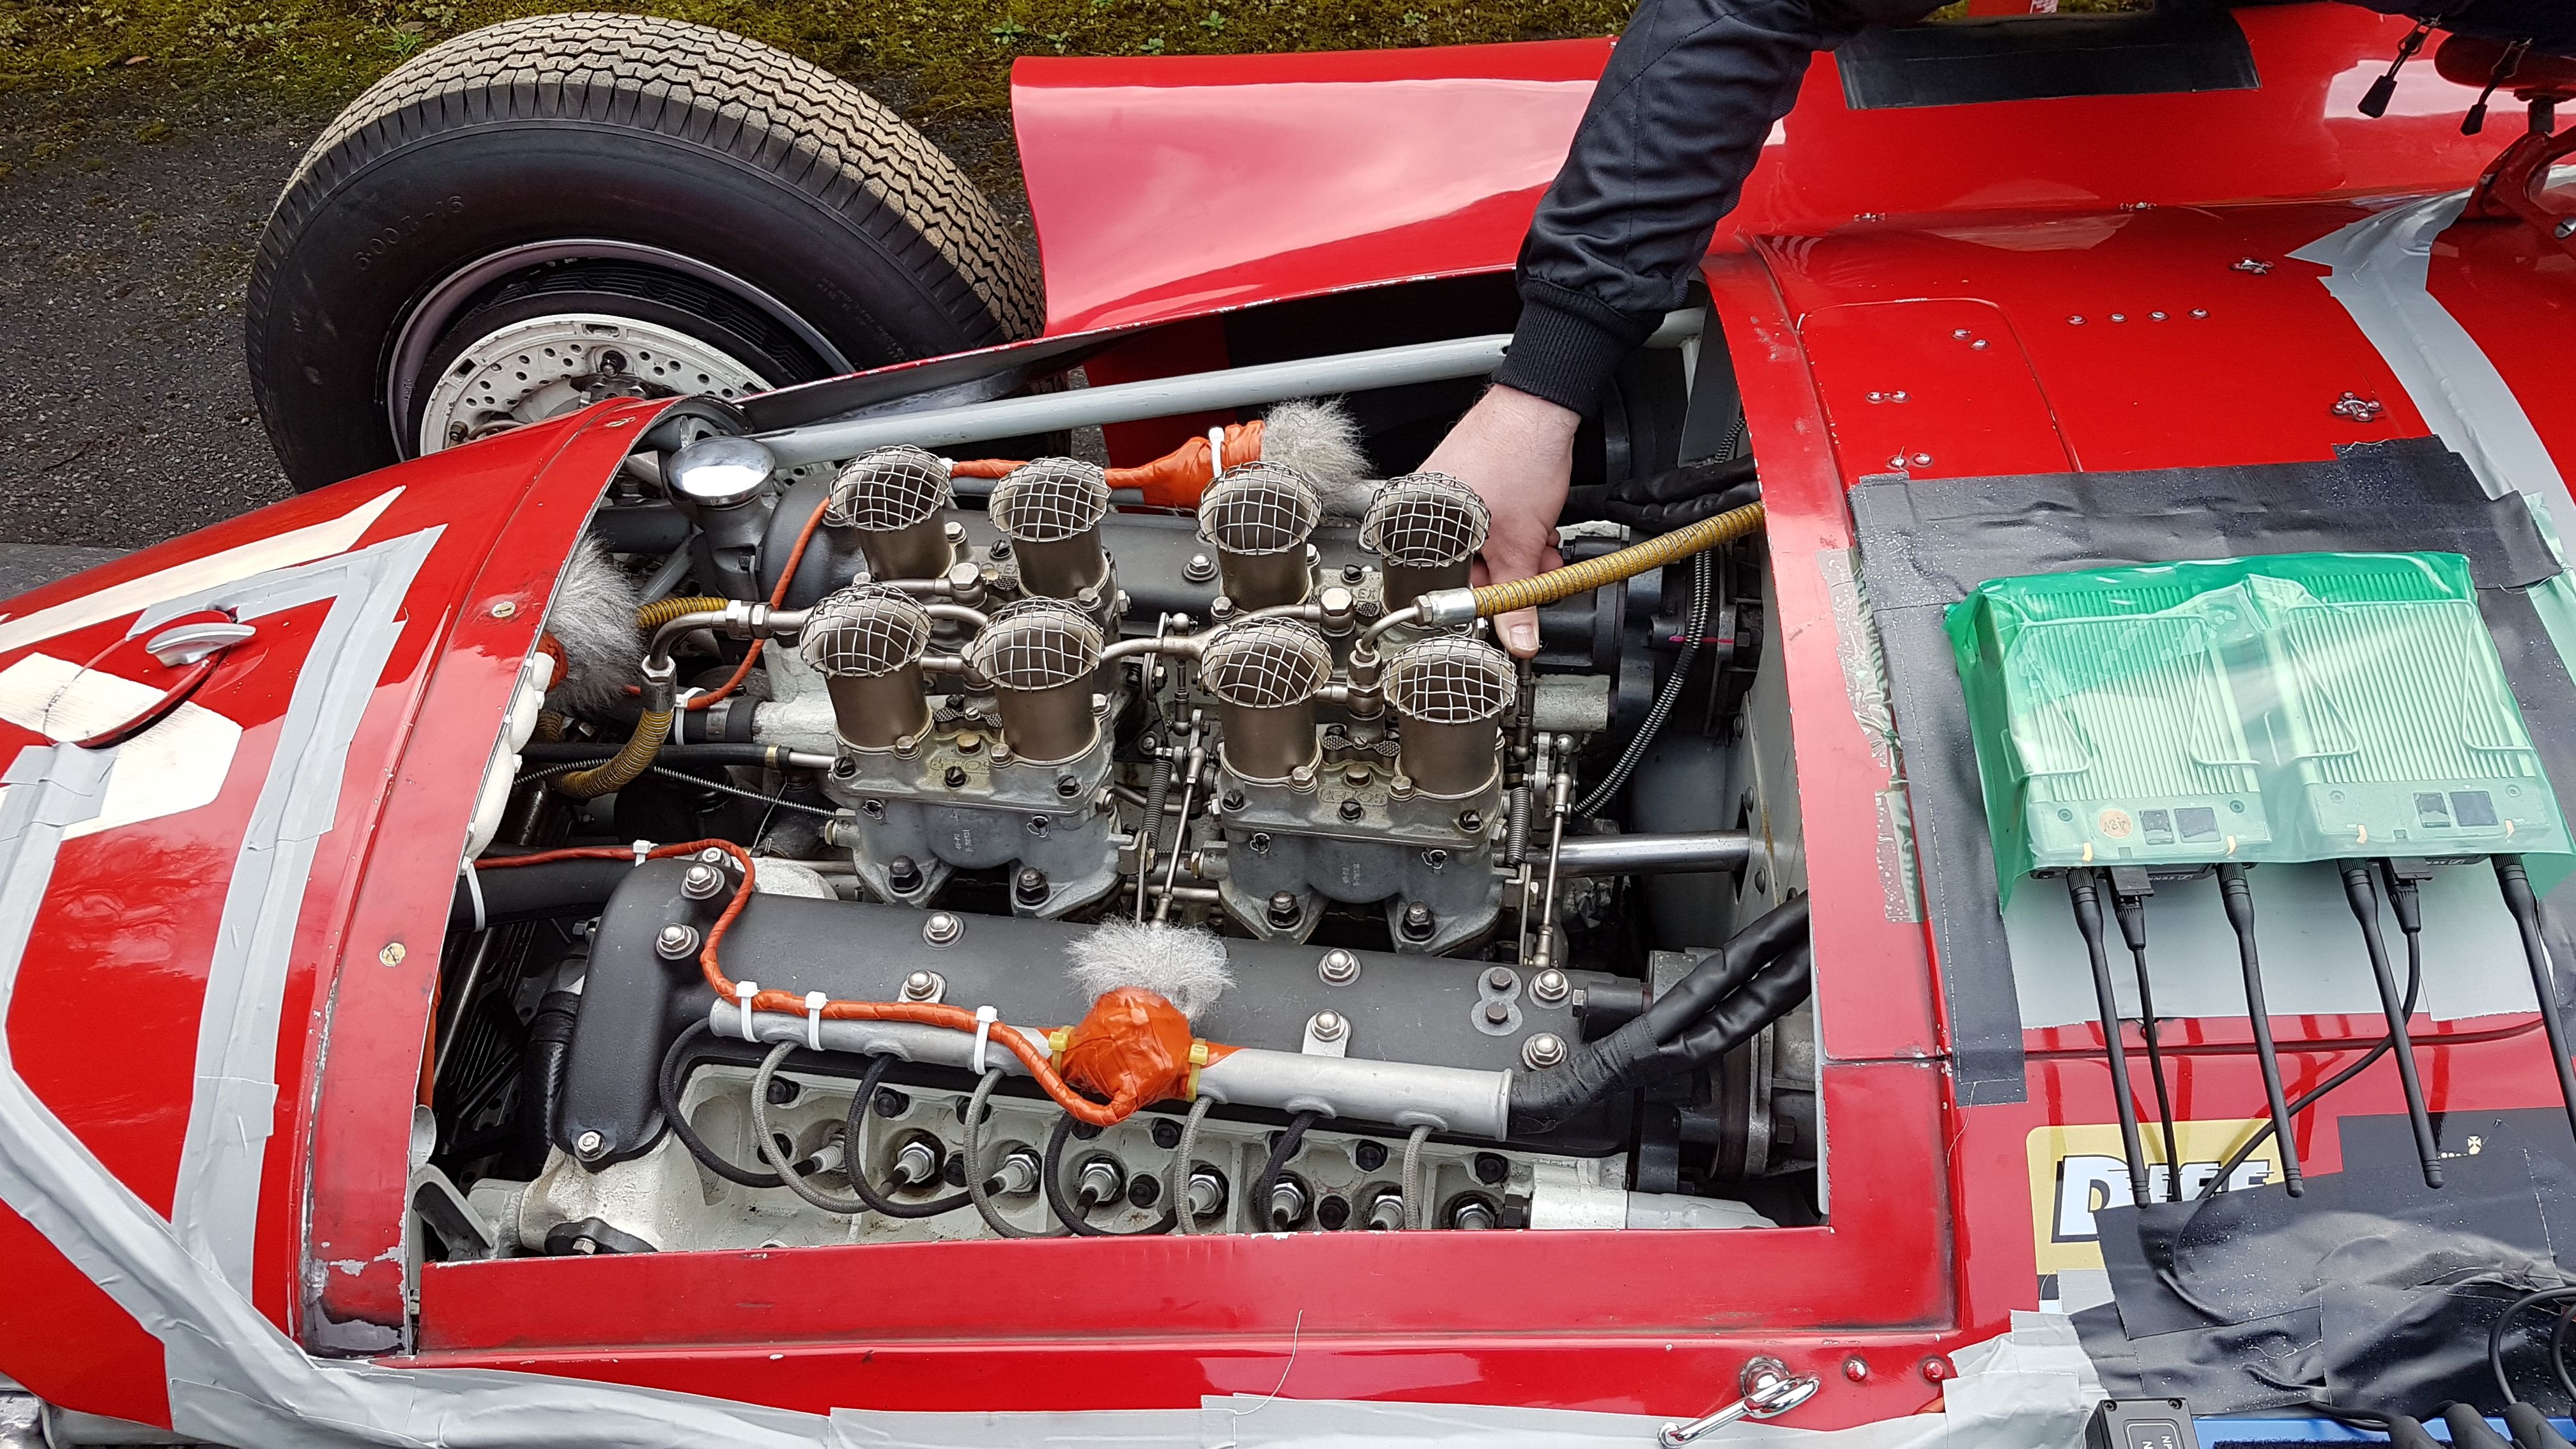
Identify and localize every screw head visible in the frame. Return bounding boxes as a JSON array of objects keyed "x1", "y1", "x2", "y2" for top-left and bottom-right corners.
[
  {"x1": 1844, "y1": 1356, "x2": 1871, "y2": 1383},
  {"x1": 1318, "y1": 947, "x2": 1360, "y2": 985},
  {"x1": 2557, "y1": 217, "x2": 2576, "y2": 240},
  {"x1": 2067, "y1": 315, "x2": 2086, "y2": 325},
  {"x1": 1222, "y1": 789, "x2": 1246, "y2": 812},
  {"x1": 1055, "y1": 774, "x2": 1082, "y2": 798},
  {"x1": 1246, "y1": 831, "x2": 1271, "y2": 855},
  {"x1": 1521, "y1": 1032, "x2": 1567, "y2": 1070},
  {"x1": 489, "y1": 600, "x2": 518, "y2": 620},
  {"x1": 1482, "y1": 1000, "x2": 1513, "y2": 1027},
  {"x1": 943, "y1": 764, "x2": 969, "y2": 788},
  {"x1": 1015, "y1": 867, "x2": 1049, "y2": 904},
  {"x1": 680, "y1": 862, "x2": 724, "y2": 900},
  {"x1": 1184, "y1": 553, "x2": 1216, "y2": 583},
  {"x1": 378, "y1": 942, "x2": 406, "y2": 967},
  {"x1": 1341, "y1": 563, "x2": 1365, "y2": 583},
  {"x1": 2150, "y1": 310, "x2": 2168, "y2": 321},
  {"x1": 1457, "y1": 809, "x2": 1482, "y2": 832},
  {"x1": 1266, "y1": 891, "x2": 1301, "y2": 928},
  {"x1": 2191, "y1": 308, "x2": 2210, "y2": 318},
  {"x1": 1484, "y1": 967, "x2": 1515, "y2": 993},
  {"x1": 575, "y1": 1129, "x2": 605, "y2": 1158},
  {"x1": 1920, "y1": 1356, "x2": 1953, "y2": 1383},
  {"x1": 1531, "y1": 968, "x2": 1570, "y2": 1005},
  {"x1": 1151, "y1": 1117, "x2": 1184, "y2": 1149},
  {"x1": 1309, "y1": 1010, "x2": 1346, "y2": 1043},
  {"x1": 887, "y1": 855, "x2": 921, "y2": 891},
  {"x1": 900, "y1": 970, "x2": 938, "y2": 1001},
  {"x1": 1401, "y1": 902, "x2": 1435, "y2": 939},
  {"x1": 923, "y1": 912, "x2": 962, "y2": 946},
  {"x1": 654, "y1": 923, "x2": 700, "y2": 960},
  {"x1": 1338, "y1": 798, "x2": 1364, "y2": 822}
]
